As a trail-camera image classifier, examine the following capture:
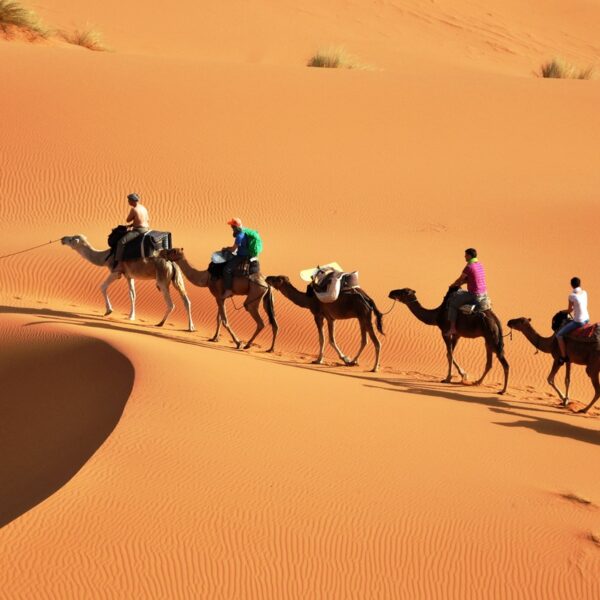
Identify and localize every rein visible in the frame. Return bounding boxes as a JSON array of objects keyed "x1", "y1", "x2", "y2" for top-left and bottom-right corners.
[{"x1": 0, "y1": 239, "x2": 61, "y2": 260}]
